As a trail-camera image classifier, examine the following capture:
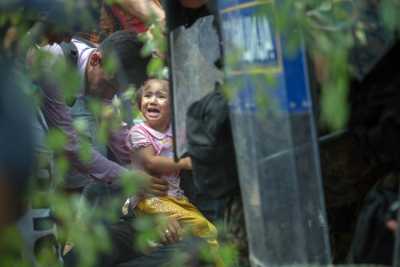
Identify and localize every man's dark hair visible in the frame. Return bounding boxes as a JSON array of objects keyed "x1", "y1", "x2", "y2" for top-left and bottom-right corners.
[{"x1": 100, "y1": 30, "x2": 151, "y2": 90}]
